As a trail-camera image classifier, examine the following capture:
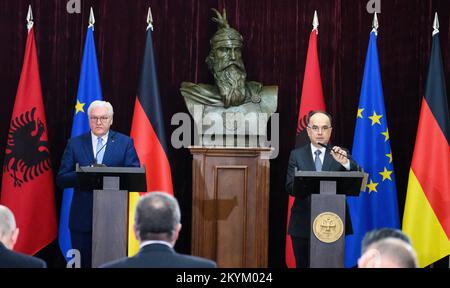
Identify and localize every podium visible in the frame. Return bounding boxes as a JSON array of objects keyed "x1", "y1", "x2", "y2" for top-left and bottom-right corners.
[
  {"x1": 293, "y1": 170, "x2": 367, "y2": 268},
  {"x1": 76, "y1": 165, "x2": 146, "y2": 267},
  {"x1": 189, "y1": 147, "x2": 271, "y2": 268}
]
